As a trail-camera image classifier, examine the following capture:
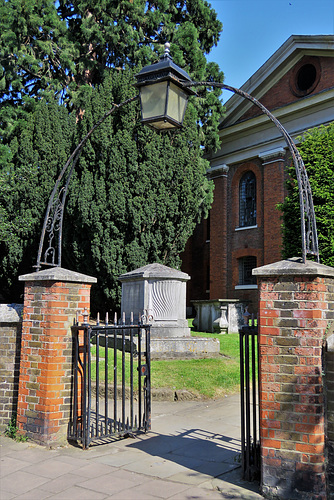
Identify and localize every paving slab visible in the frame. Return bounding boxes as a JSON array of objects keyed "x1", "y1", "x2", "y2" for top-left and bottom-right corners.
[{"x1": 0, "y1": 393, "x2": 263, "y2": 499}]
